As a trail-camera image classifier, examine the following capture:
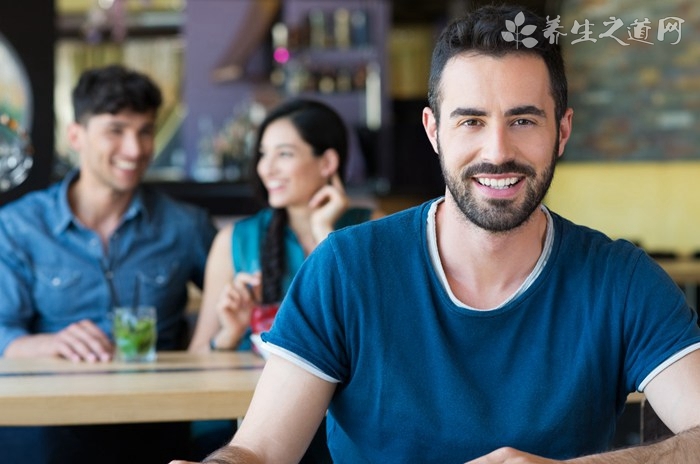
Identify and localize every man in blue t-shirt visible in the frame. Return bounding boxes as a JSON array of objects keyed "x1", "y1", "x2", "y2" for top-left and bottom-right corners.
[
  {"x1": 0, "y1": 65, "x2": 217, "y2": 463},
  {"x1": 172, "y1": 5, "x2": 700, "y2": 464}
]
